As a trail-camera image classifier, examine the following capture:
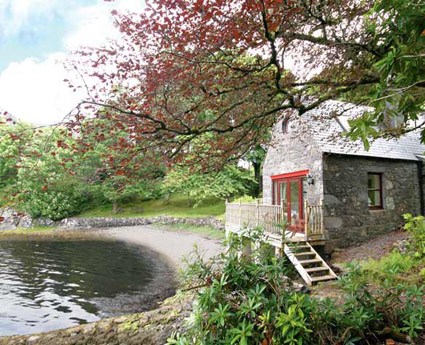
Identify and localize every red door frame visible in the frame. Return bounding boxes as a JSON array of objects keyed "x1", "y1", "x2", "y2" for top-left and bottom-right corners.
[{"x1": 271, "y1": 170, "x2": 308, "y2": 232}]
